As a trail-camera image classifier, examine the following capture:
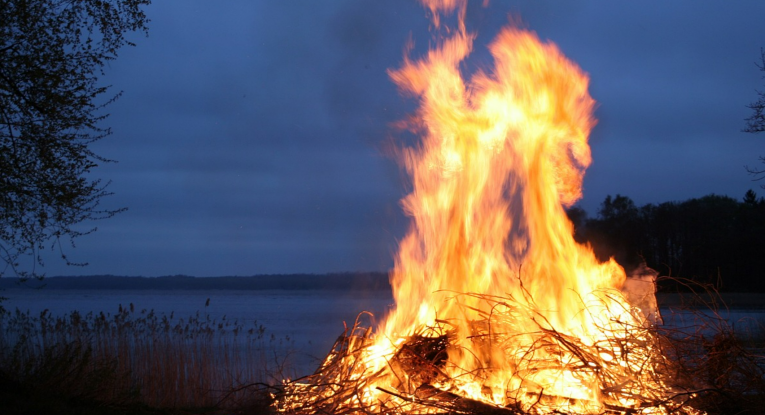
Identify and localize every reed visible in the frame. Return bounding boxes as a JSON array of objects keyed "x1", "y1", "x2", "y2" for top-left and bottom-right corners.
[
  {"x1": 0, "y1": 302, "x2": 294, "y2": 411},
  {"x1": 654, "y1": 281, "x2": 765, "y2": 415}
]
